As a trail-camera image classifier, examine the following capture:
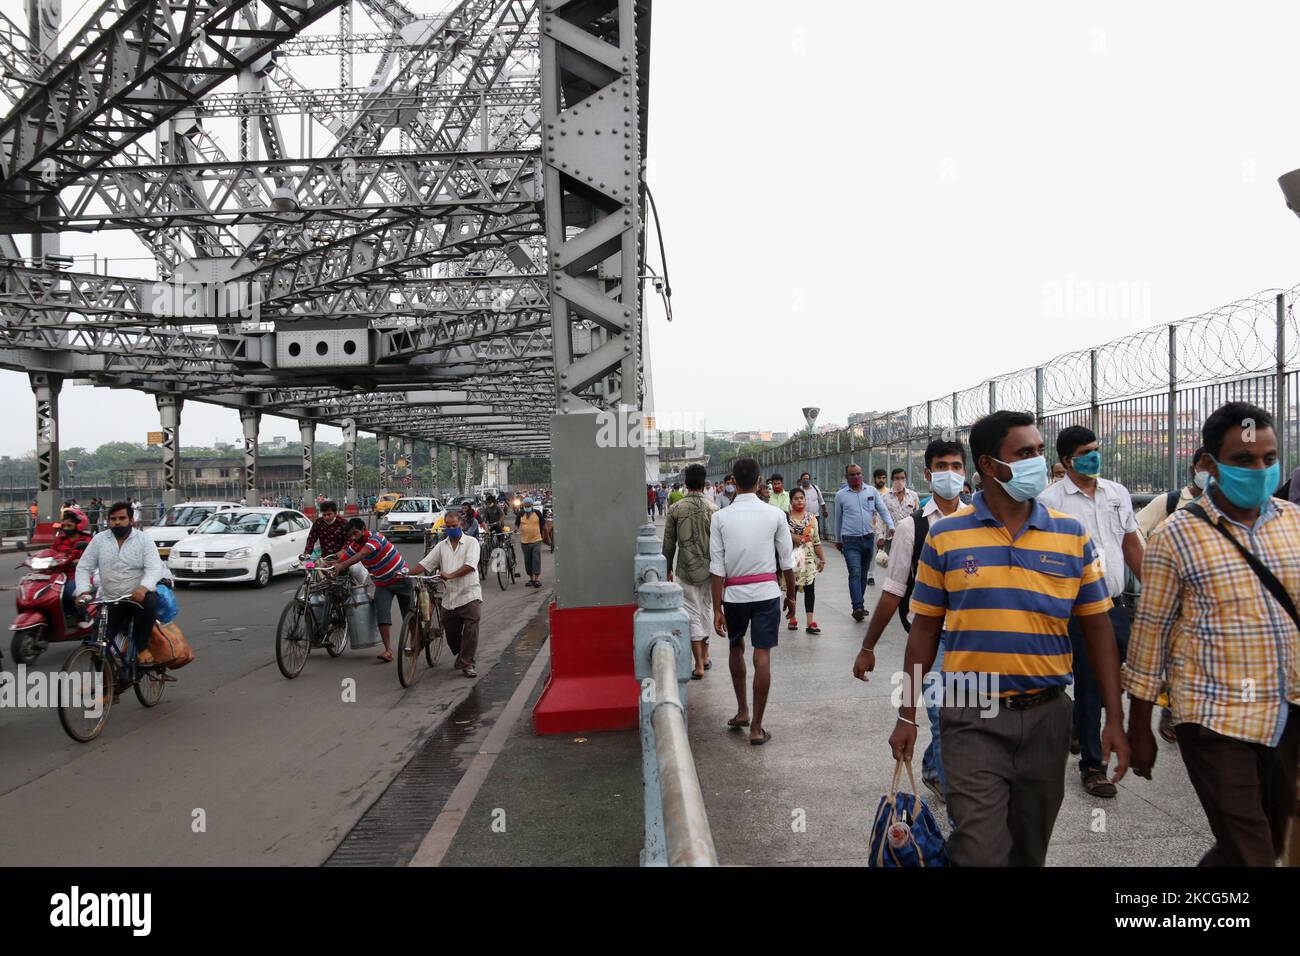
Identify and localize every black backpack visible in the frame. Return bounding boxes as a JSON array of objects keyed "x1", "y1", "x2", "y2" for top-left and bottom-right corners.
[
  {"x1": 897, "y1": 511, "x2": 931, "y2": 632},
  {"x1": 1164, "y1": 489, "x2": 1181, "y2": 516}
]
